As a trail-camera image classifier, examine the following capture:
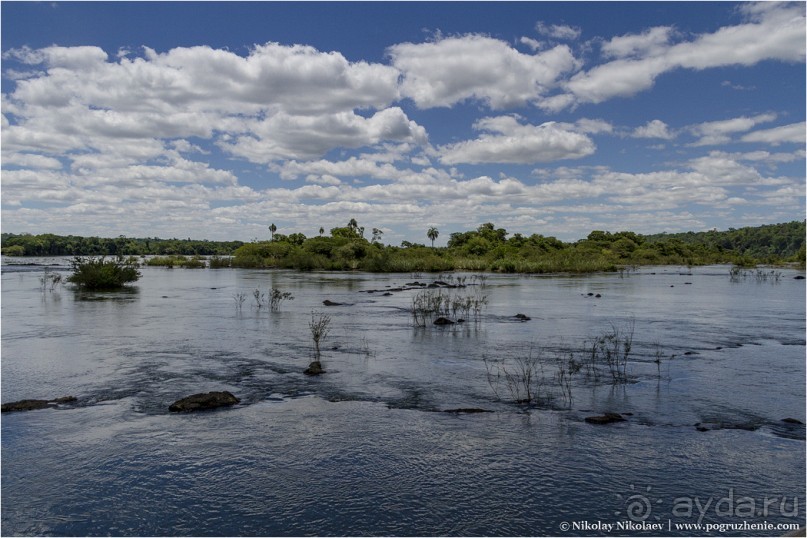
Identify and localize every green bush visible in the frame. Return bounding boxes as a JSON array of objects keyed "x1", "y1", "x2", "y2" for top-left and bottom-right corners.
[
  {"x1": 67, "y1": 256, "x2": 141, "y2": 289},
  {"x1": 146, "y1": 255, "x2": 205, "y2": 268},
  {"x1": 1, "y1": 245, "x2": 26, "y2": 256}
]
